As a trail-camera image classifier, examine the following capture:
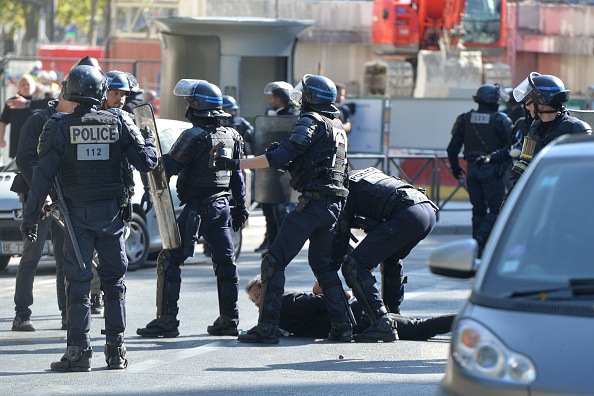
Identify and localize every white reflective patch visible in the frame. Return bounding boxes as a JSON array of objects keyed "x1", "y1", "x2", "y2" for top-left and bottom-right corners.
[
  {"x1": 470, "y1": 113, "x2": 491, "y2": 124},
  {"x1": 349, "y1": 167, "x2": 388, "y2": 184},
  {"x1": 77, "y1": 144, "x2": 109, "y2": 160},
  {"x1": 70, "y1": 125, "x2": 119, "y2": 144}
]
